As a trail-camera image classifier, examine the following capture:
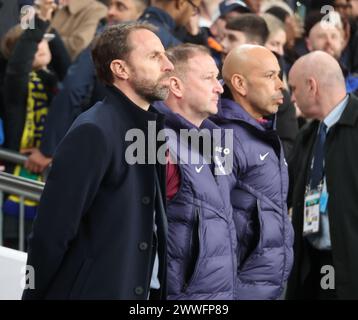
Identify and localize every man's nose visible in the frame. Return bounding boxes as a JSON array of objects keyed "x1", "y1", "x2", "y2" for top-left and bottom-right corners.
[{"x1": 163, "y1": 55, "x2": 174, "y2": 72}]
